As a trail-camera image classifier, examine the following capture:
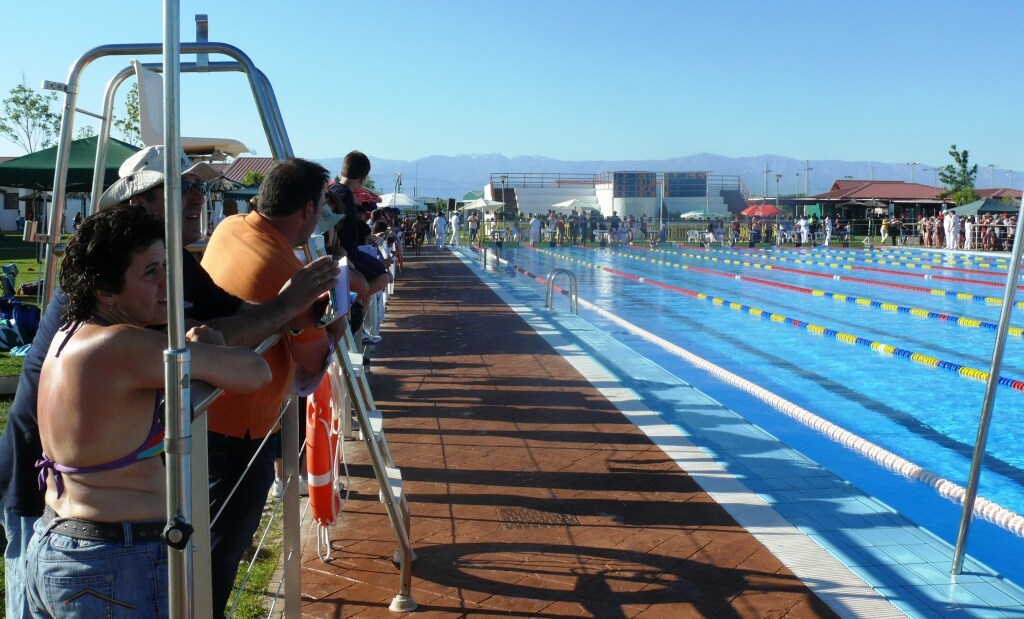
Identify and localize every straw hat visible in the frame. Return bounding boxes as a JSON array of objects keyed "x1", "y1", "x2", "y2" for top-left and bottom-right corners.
[{"x1": 99, "y1": 145, "x2": 220, "y2": 210}]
